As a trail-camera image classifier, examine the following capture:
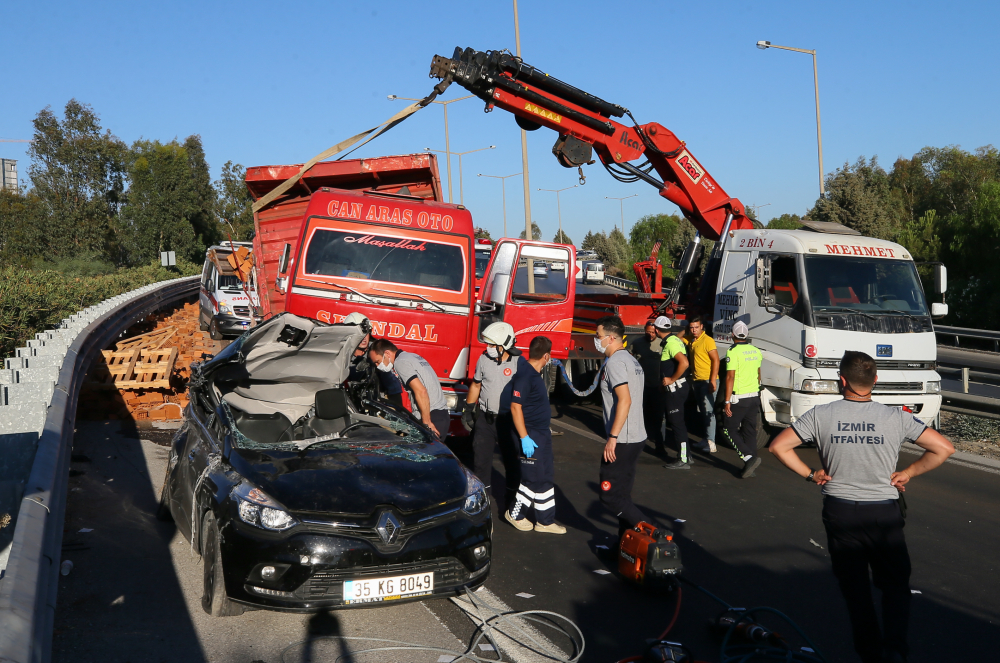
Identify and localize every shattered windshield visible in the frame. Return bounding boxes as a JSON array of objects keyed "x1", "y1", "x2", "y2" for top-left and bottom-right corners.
[{"x1": 803, "y1": 256, "x2": 930, "y2": 316}]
